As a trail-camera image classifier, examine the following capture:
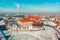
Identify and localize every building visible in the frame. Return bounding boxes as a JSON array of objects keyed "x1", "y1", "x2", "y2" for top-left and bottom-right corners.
[
  {"x1": 17, "y1": 15, "x2": 43, "y2": 30},
  {"x1": 18, "y1": 18, "x2": 33, "y2": 28},
  {"x1": 29, "y1": 15, "x2": 40, "y2": 22}
]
